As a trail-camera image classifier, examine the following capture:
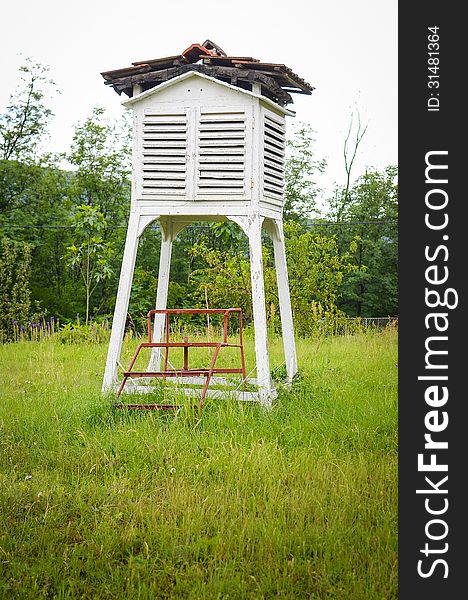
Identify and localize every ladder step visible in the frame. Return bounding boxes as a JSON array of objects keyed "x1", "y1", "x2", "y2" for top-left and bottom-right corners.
[
  {"x1": 130, "y1": 376, "x2": 258, "y2": 386},
  {"x1": 123, "y1": 368, "x2": 243, "y2": 377},
  {"x1": 113, "y1": 403, "x2": 180, "y2": 410},
  {"x1": 115, "y1": 307, "x2": 248, "y2": 409},
  {"x1": 119, "y1": 384, "x2": 259, "y2": 402},
  {"x1": 180, "y1": 388, "x2": 259, "y2": 402}
]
